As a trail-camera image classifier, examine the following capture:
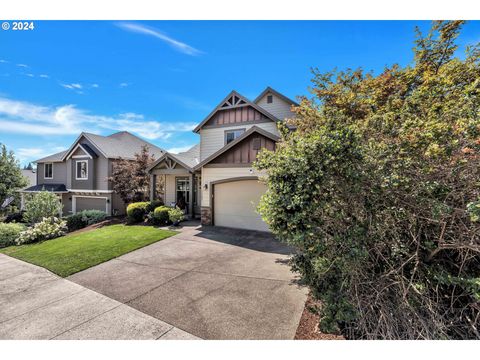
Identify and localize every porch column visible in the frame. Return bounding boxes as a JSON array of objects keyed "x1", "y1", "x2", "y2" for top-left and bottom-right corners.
[
  {"x1": 189, "y1": 173, "x2": 194, "y2": 218},
  {"x1": 20, "y1": 193, "x2": 25, "y2": 210},
  {"x1": 150, "y1": 174, "x2": 156, "y2": 201}
]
